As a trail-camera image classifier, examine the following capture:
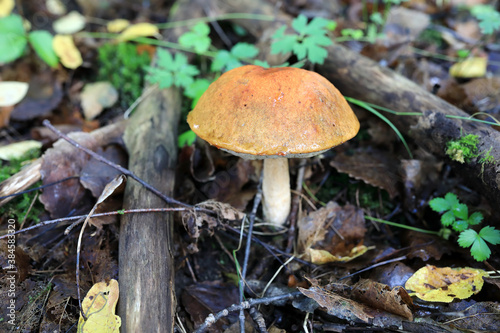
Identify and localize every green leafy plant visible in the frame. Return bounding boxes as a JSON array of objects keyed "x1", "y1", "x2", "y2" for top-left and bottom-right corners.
[
  {"x1": 271, "y1": 14, "x2": 333, "y2": 64},
  {"x1": 211, "y1": 42, "x2": 259, "y2": 72},
  {"x1": 145, "y1": 48, "x2": 200, "y2": 88},
  {"x1": 429, "y1": 193, "x2": 500, "y2": 261},
  {"x1": 470, "y1": 5, "x2": 500, "y2": 35},
  {"x1": 0, "y1": 14, "x2": 59, "y2": 67},
  {"x1": 178, "y1": 22, "x2": 211, "y2": 53}
]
